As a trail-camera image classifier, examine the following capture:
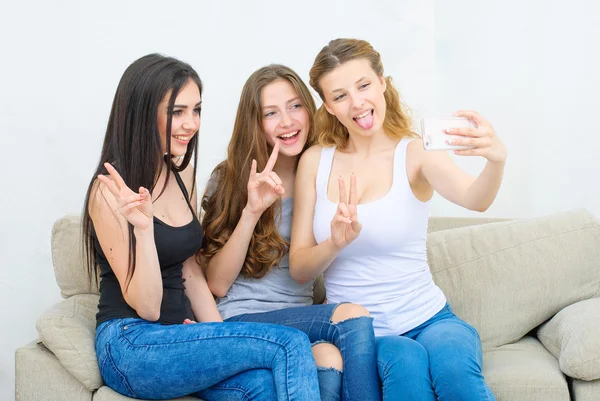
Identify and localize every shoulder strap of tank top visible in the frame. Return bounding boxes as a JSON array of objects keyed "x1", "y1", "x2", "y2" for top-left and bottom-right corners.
[
  {"x1": 172, "y1": 169, "x2": 196, "y2": 215},
  {"x1": 315, "y1": 146, "x2": 336, "y2": 198}
]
